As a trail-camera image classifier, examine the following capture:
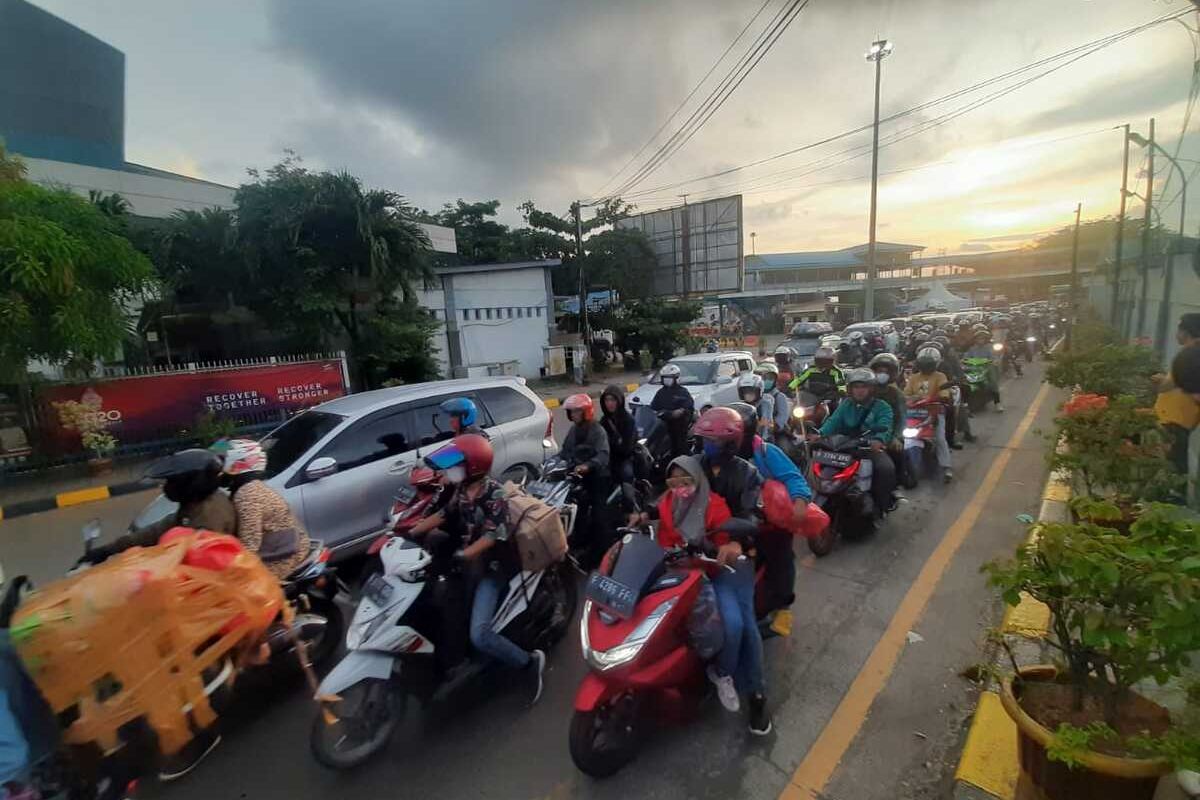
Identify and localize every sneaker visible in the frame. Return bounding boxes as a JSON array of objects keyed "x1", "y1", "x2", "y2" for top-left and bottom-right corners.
[
  {"x1": 159, "y1": 730, "x2": 222, "y2": 781},
  {"x1": 528, "y1": 649, "x2": 546, "y2": 705},
  {"x1": 943, "y1": 468, "x2": 954, "y2": 483},
  {"x1": 748, "y1": 693, "x2": 773, "y2": 735},
  {"x1": 949, "y1": 441, "x2": 963, "y2": 450},
  {"x1": 707, "y1": 665, "x2": 740, "y2": 712},
  {"x1": 994, "y1": 403, "x2": 1005, "y2": 413},
  {"x1": 769, "y1": 608, "x2": 794, "y2": 638}
]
